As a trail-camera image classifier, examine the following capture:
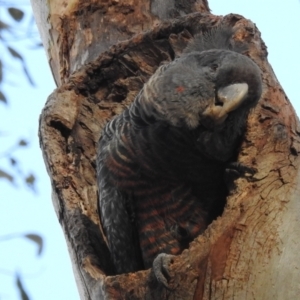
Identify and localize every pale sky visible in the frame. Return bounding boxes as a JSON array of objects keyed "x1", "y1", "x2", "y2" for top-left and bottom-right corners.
[{"x1": 0, "y1": 1, "x2": 299, "y2": 299}]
